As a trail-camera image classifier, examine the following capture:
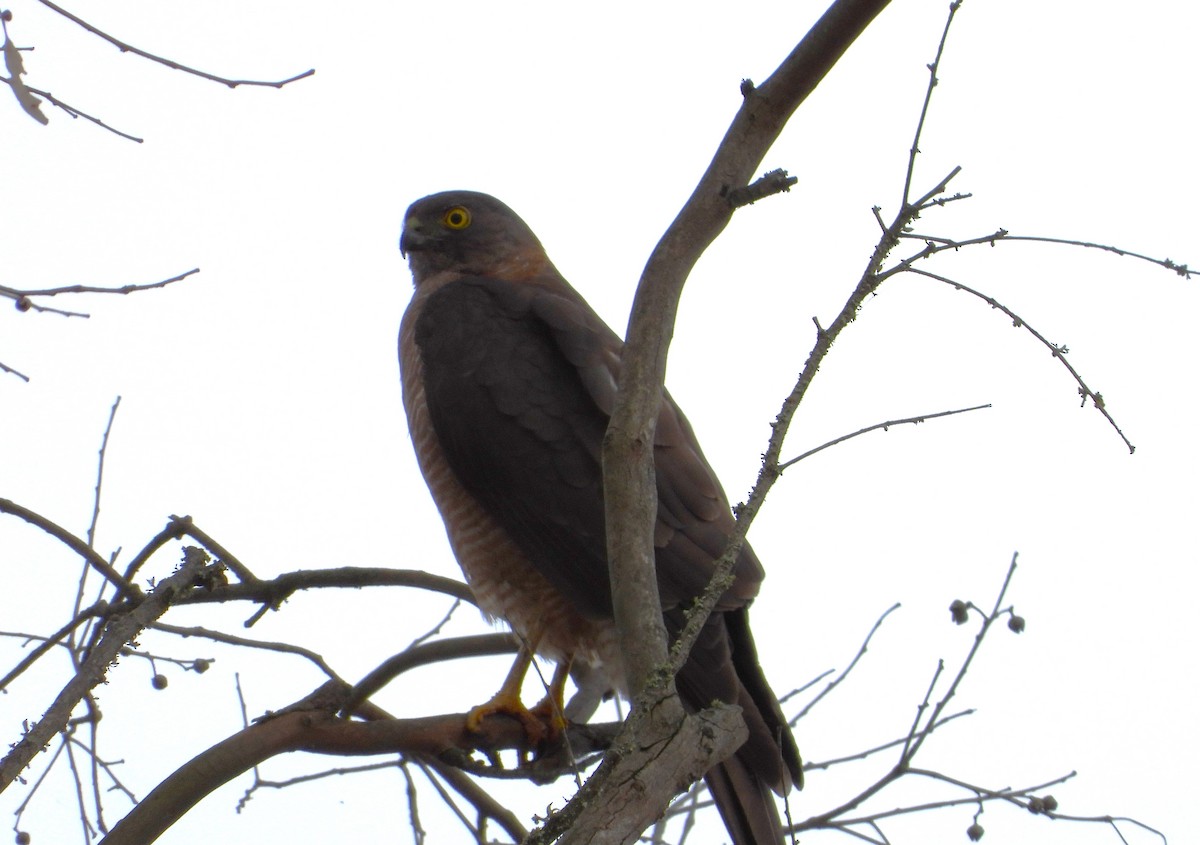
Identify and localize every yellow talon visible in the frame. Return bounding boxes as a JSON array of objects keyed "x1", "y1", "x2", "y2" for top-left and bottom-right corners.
[{"x1": 465, "y1": 648, "x2": 571, "y2": 747}]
